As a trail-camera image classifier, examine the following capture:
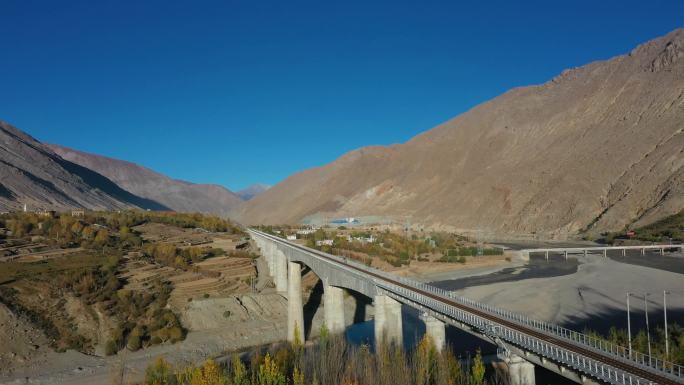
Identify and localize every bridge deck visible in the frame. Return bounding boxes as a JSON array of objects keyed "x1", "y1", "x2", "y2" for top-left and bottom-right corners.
[
  {"x1": 252, "y1": 230, "x2": 683, "y2": 385},
  {"x1": 522, "y1": 244, "x2": 683, "y2": 253}
]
